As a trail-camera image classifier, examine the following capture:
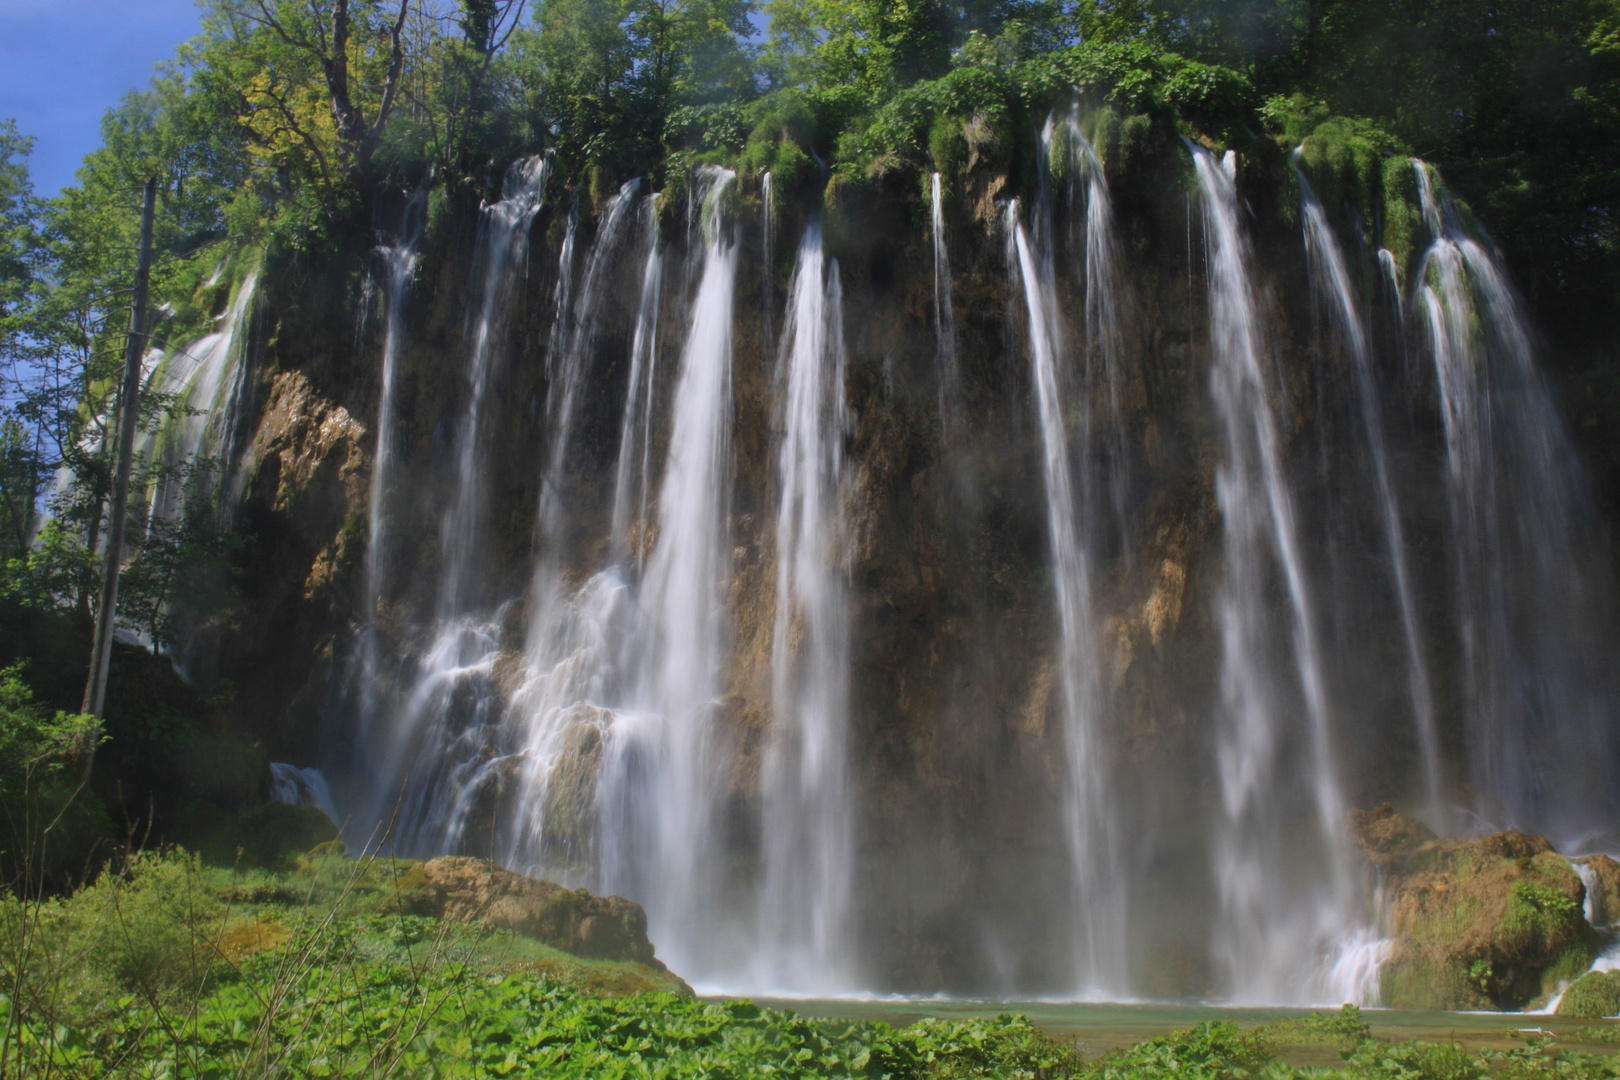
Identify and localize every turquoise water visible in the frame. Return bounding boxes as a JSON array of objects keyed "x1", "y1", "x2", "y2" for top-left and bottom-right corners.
[{"x1": 748, "y1": 997, "x2": 1620, "y2": 1062}]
